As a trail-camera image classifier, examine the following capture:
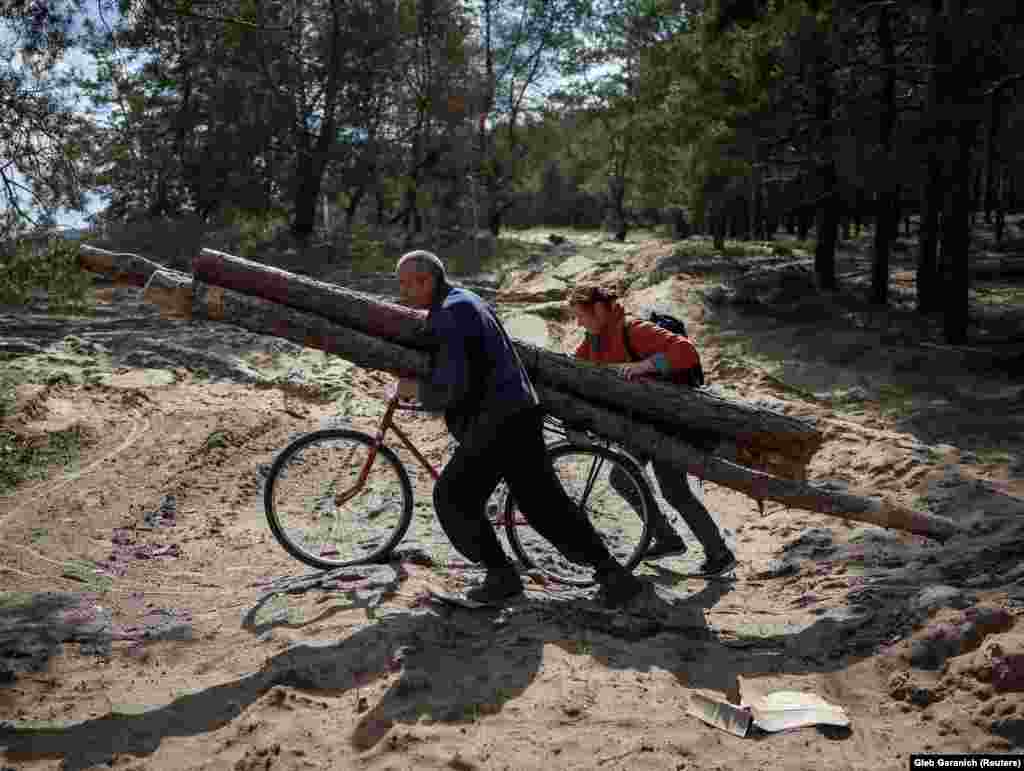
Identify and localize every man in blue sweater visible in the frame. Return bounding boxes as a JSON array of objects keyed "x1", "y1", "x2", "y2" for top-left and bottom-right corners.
[{"x1": 394, "y1": 250, "x2": 645, "y2": 607}]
